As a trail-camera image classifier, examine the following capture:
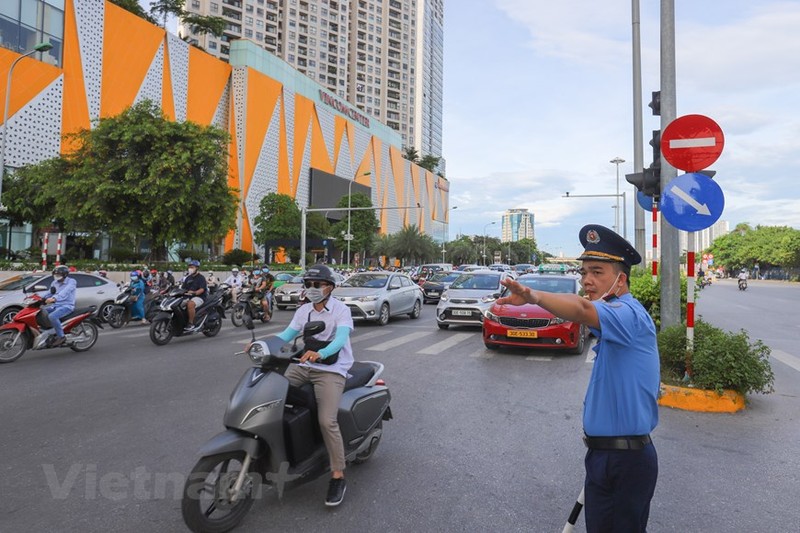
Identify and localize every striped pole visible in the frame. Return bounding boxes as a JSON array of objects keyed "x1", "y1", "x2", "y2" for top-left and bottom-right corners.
[
  {"x1": 685, "y1": 231, "x2": 695, "y2": 379},
  {"x1": 55, "y1": 232, "x2": 63, "y2": 266},
  {"x1": 651, "y1": 200, "x2": 659, "y2": 281},
  {"x1": 42, "y1": 232, "x2": 49, "y2": 271}
]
